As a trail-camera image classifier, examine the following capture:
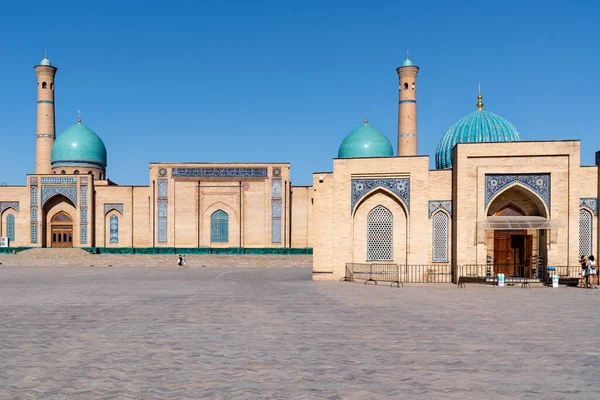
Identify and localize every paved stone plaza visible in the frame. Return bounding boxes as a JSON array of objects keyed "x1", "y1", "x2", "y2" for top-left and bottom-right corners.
[{"x1": 0, "y1": 266, "x2": 598, "y2": 399}]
